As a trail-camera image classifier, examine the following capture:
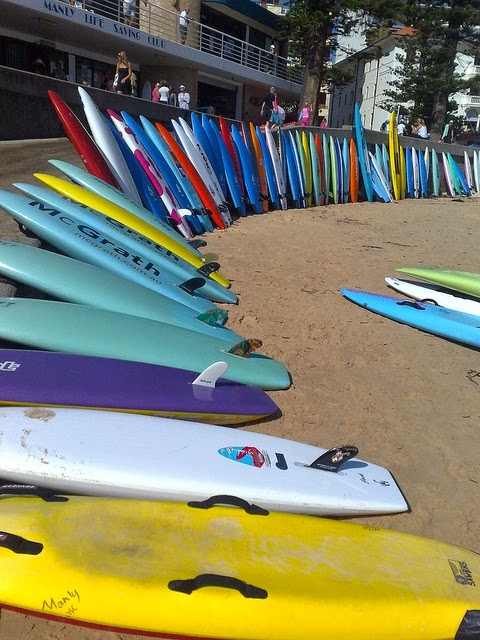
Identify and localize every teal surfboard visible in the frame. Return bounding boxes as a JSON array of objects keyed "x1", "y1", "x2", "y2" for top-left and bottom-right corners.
[
  {"x1": 309, "y1": 132, "x2": 321, "y2": 206},
  {"x1": 1, "y1": 189, "x2": 214, "y2": 314},
  {"x1": 0, "y1": 298, "x2": 290, "y2": 390},
  {"x1": 0, "y1": 240, "x2": 241, "y2": 343},
  {"x1": 353, "y1": 103, "x2": 373, "y2": 202}
]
